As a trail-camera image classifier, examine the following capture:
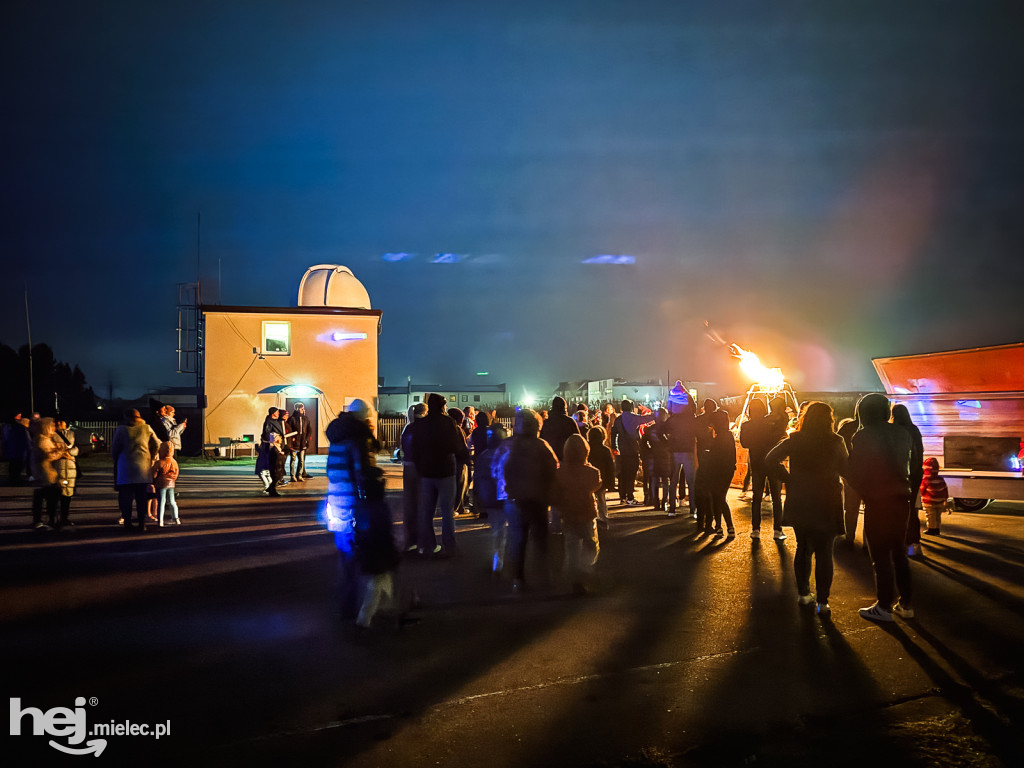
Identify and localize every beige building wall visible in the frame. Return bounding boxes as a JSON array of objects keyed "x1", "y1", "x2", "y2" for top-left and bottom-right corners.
[{"x1": 202, "y1": 307, "x2": 381, "y2": 453}]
